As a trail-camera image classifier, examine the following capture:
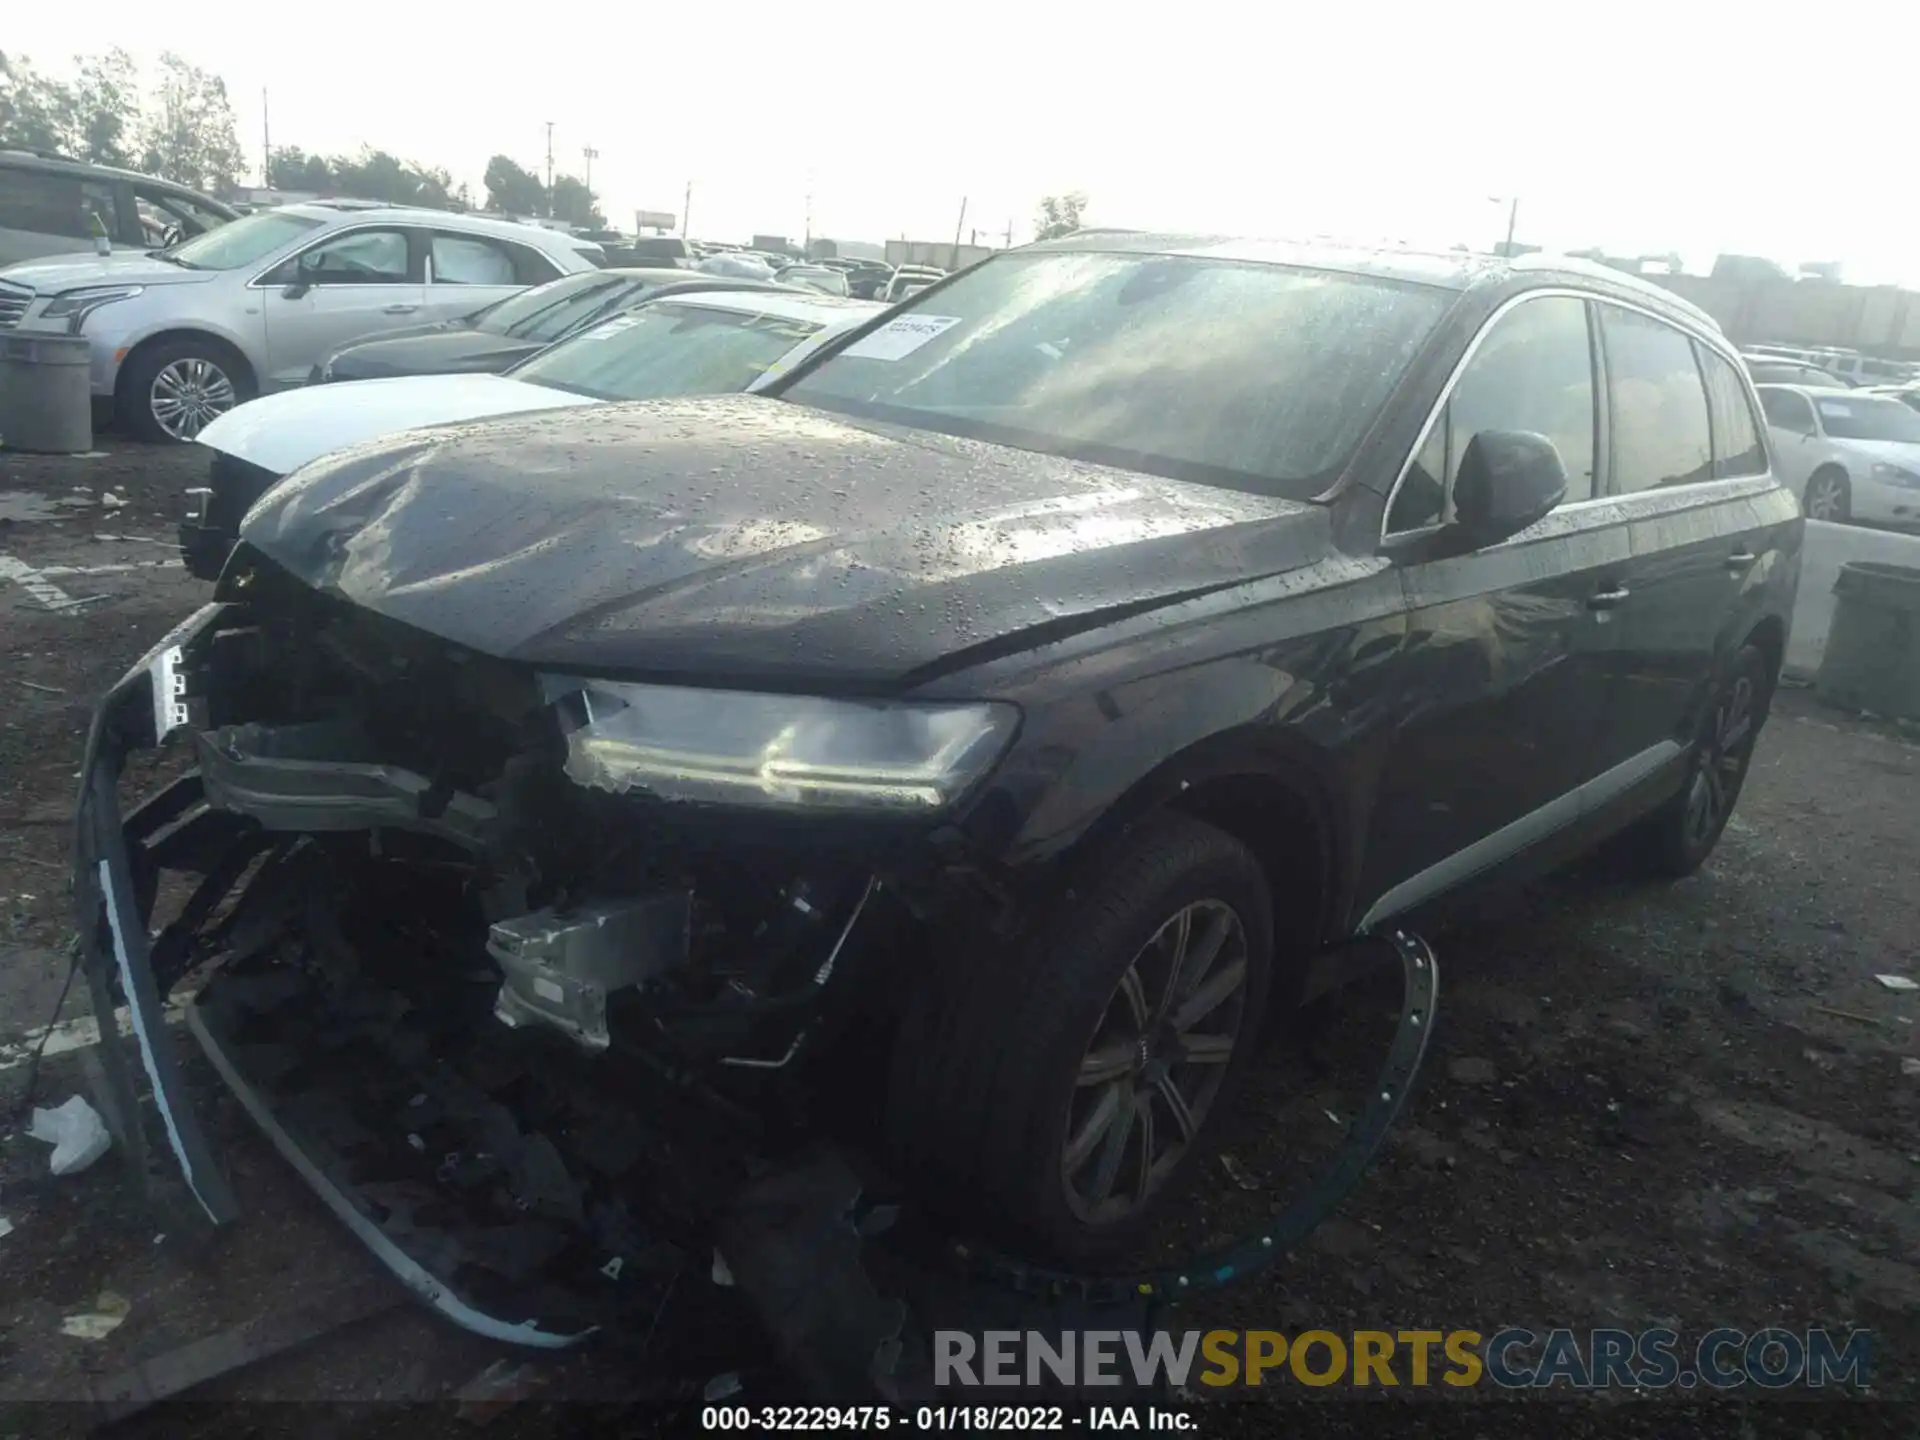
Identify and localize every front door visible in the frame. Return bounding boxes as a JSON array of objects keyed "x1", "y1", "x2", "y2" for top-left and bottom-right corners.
[
  {"x1": 259, "y1": 226, "x2": 425, "y2": 387},
  {"x1": 1361, "y1": 292, "x2": 1617, "y2": 923}
]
